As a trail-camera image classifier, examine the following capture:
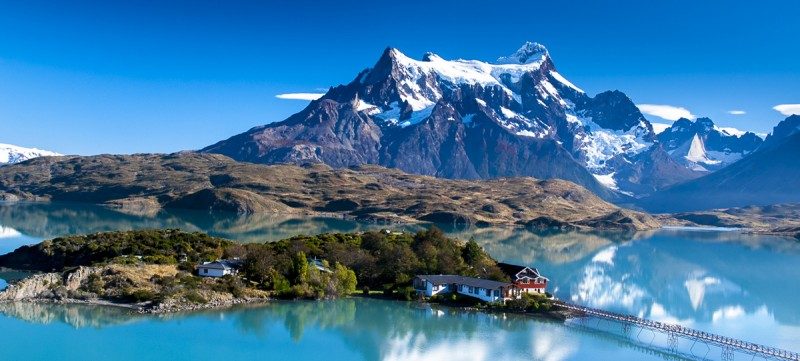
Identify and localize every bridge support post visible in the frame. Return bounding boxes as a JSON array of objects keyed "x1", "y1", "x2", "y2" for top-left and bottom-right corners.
[
  {"x1": 667, "y1": 331, "x2": 678, "y2": 353},
  {"x1": 621, "y1": 322, "x2": 631, "y2": 336},
  {"x1": 722, "y1": 346, "x2": 735, "y2": 361}
]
